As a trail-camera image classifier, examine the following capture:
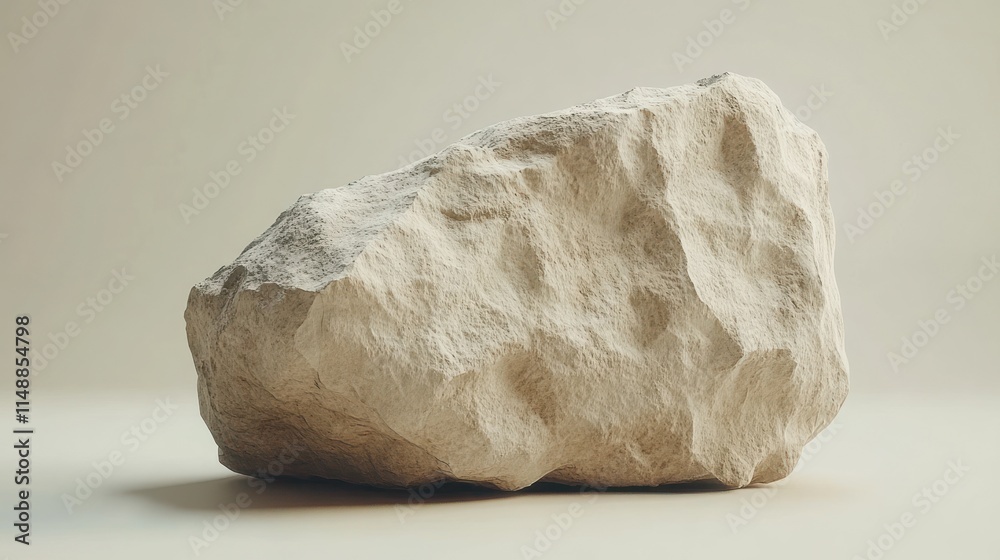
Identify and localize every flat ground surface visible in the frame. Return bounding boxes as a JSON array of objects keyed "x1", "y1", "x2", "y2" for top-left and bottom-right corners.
[{"x1": 3, "y1": 391, "x2": 996, "y2": 559}]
